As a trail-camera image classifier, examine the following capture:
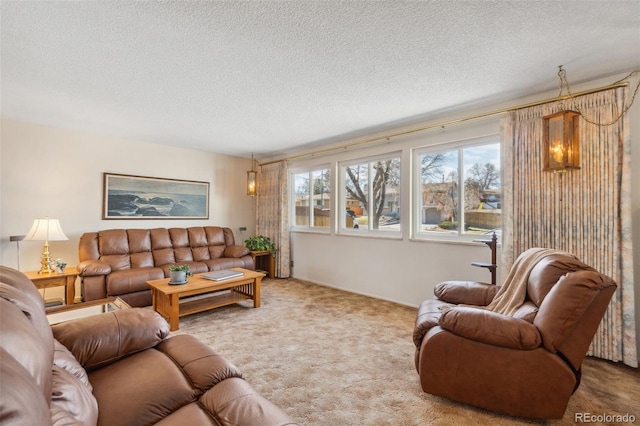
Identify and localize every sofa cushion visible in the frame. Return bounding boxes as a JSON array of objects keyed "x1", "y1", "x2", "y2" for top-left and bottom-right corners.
[
  {"x1": 100, "y1": 254, "x2": 131, "y2": 271},
  {"x1": 127, "y1": 229, "x2": 152, "y2": 253},
  {"x1": 51, "y1": 365, "x2": 99, "y2": 425},
  {"x1": 99, "y1": 229, "x2": 130, "y2": 255},
  {"x1": 174, "y1": 247, "x2": 194, "y2": 262},
  {"x1": 192, "y1": 246, "x2": 211, "y2": 262},
  {"x1": 106, "y1": 267, "x2": 164, "y2": 296},
  {"x1": 89, "y1": 349, "x2": 197, "y2": 426},
  {"x1": 188, "y1": 227, "x2": 208, "y2": 247},
  {"x1": 206, "y1": 258, "x2": 247, "y2": 271},
  {"x1": 131, "y1": 251, "x2": 155, "y2": 268},
  {"x1": 153, "y1": 248, "x2": 177, "y2": 266},
  {"x1": 205, "y1": 226, "x2": 227, "y2": 246},
  {"x1": 156, "y1": 335, "x2": 243, "y2": 394},
  {"x1": 170, "y1": 228, "x2": 189, "y2": 247},
  {"x1": 209, "y1": 245, "x2": 226, "y2": 259}
]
